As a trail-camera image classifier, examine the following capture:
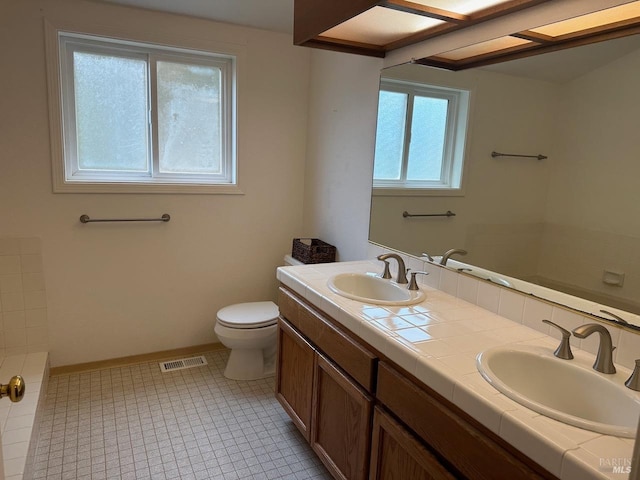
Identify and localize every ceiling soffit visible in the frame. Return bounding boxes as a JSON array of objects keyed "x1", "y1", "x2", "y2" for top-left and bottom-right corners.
[{"x1": 294, "y1": 0, "x2": 640, "y2": 70}]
